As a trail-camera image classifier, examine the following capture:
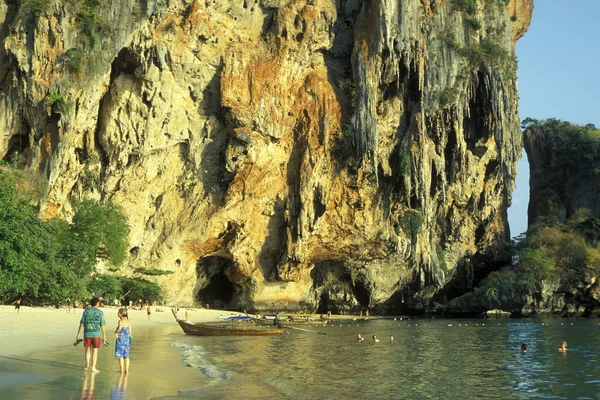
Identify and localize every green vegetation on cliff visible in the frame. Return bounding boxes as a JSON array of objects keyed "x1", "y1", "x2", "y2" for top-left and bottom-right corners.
[
  {"x1": 0, "y1": 167, "x2": 161, "y2": 305},
  {"x1": 523, "y1": 118, "x2": 600, "y2": 176},
  {"x1": 476, "y1": 208, "x2": 600, "y2": 309}
]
